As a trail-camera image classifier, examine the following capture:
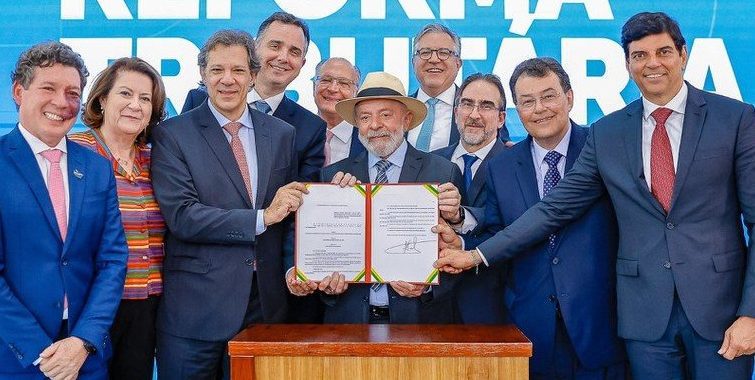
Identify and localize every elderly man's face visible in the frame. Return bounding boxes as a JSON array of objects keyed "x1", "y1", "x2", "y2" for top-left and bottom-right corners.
[
  {"x1": 314, "y1": 60, "x2": 358, "y2": 121},
  {"x1": 355, "y1": 99, "x2": 412, "y2": 158}
]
